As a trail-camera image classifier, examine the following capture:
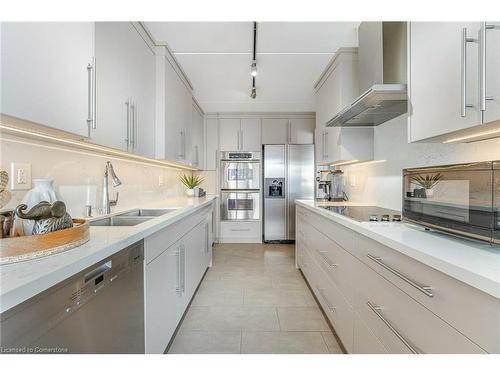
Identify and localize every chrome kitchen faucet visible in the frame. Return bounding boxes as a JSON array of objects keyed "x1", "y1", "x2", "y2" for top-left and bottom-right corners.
[{"x1": 102, "y1": 161, "x2": 122, "y2": 214}]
